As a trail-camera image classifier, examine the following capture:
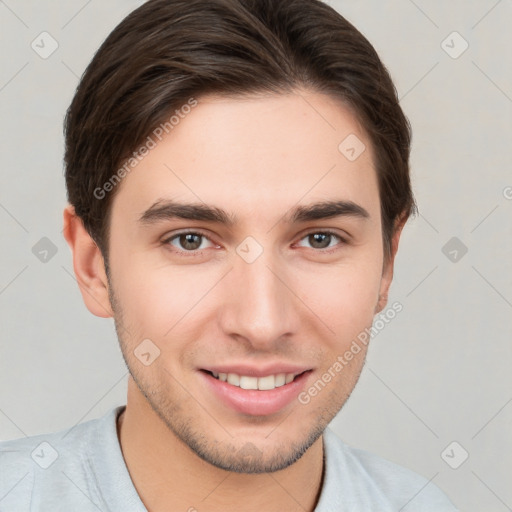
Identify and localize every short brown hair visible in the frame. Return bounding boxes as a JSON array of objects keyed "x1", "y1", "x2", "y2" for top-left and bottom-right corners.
[{"x1": 64, "y1": 0, "x2": 417, "y2": 264}]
